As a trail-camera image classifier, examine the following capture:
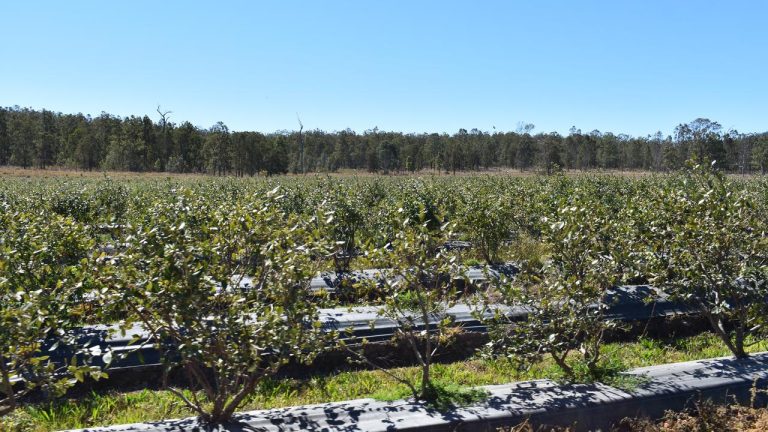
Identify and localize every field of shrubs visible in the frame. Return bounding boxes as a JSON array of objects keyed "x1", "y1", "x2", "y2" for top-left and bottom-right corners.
[{"x1": 2, "y1": 162, "x2": 768, "y2": 429}]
